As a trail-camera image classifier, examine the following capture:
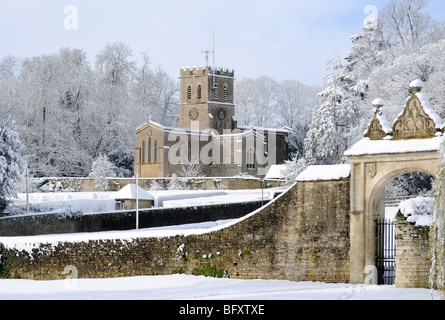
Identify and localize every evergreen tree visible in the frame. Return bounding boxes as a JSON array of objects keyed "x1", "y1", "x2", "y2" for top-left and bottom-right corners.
[
  {"x1": 0, "y1": 116, "x2": 23, "y2": 211},
  {"x1": 88, "y1": 154, "x2": 116, "y2": 191},
  {"x1": 304, "y1": 18, "x2": 383, "y2": 165},
  {"x1": 304, "y1": 58, "x2": 363, "y2": 164}
]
